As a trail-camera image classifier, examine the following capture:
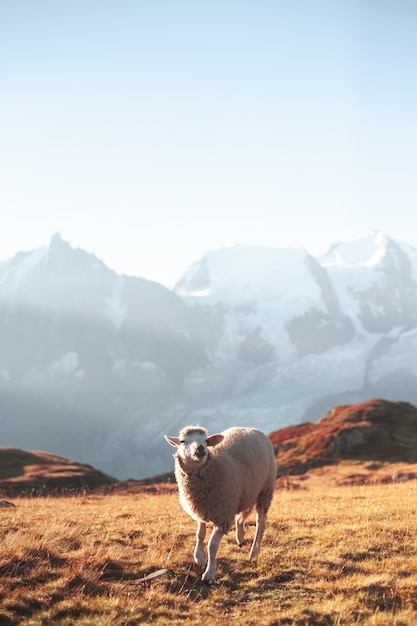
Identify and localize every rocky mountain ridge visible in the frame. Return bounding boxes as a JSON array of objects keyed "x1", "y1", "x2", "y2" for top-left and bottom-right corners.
[{"x1": 270, "y1": 398, "x2": 417, "y2": 477}]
